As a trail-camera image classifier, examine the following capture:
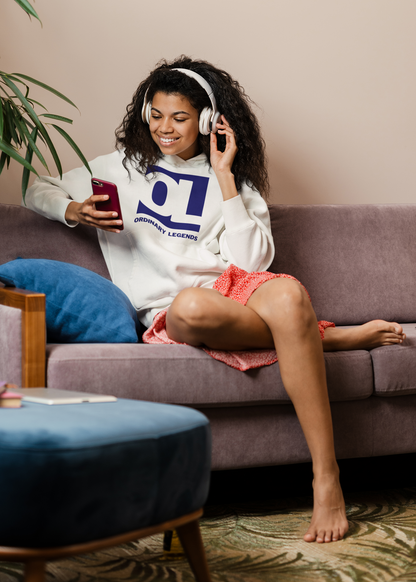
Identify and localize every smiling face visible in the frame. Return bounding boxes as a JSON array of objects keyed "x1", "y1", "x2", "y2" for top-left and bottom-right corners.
[{"x1": 149, "y1": 92, "x2": 200, "y2": 161}]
